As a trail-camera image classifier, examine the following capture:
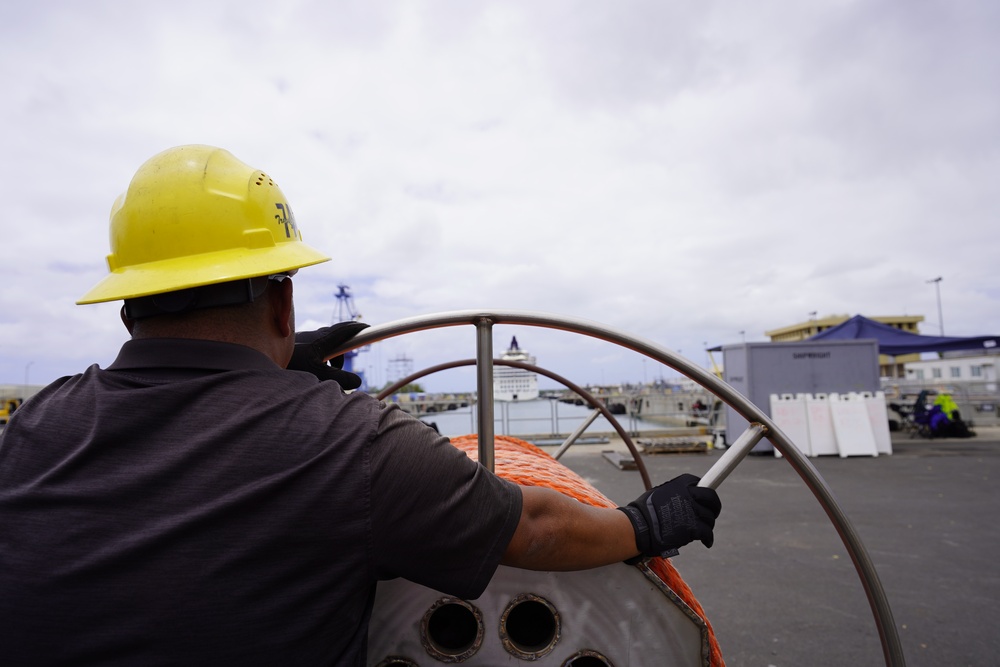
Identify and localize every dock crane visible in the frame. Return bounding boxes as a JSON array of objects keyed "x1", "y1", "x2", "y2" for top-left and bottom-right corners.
[{"x1": 333, "y1": 284, "x2": 369, "y2": 392}]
